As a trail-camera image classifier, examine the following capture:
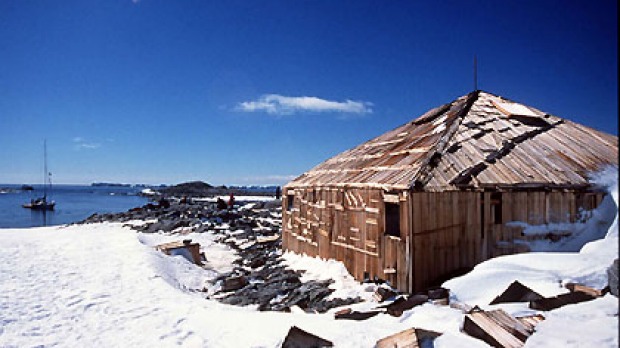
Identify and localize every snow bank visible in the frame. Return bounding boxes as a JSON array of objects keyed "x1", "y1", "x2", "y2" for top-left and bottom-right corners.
[{"x1": 0, "y1": 223, "x2": 474, "y2": 347}]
